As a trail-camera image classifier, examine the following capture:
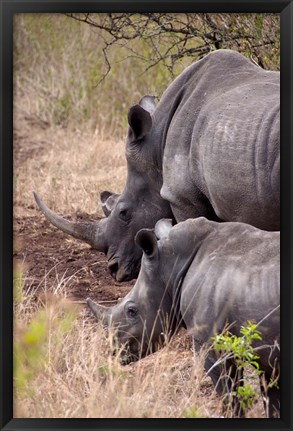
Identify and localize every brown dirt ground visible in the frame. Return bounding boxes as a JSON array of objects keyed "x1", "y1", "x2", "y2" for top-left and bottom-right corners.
[{"x1": 13, "y1": 213, "x2": 135, "y2": 303}]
